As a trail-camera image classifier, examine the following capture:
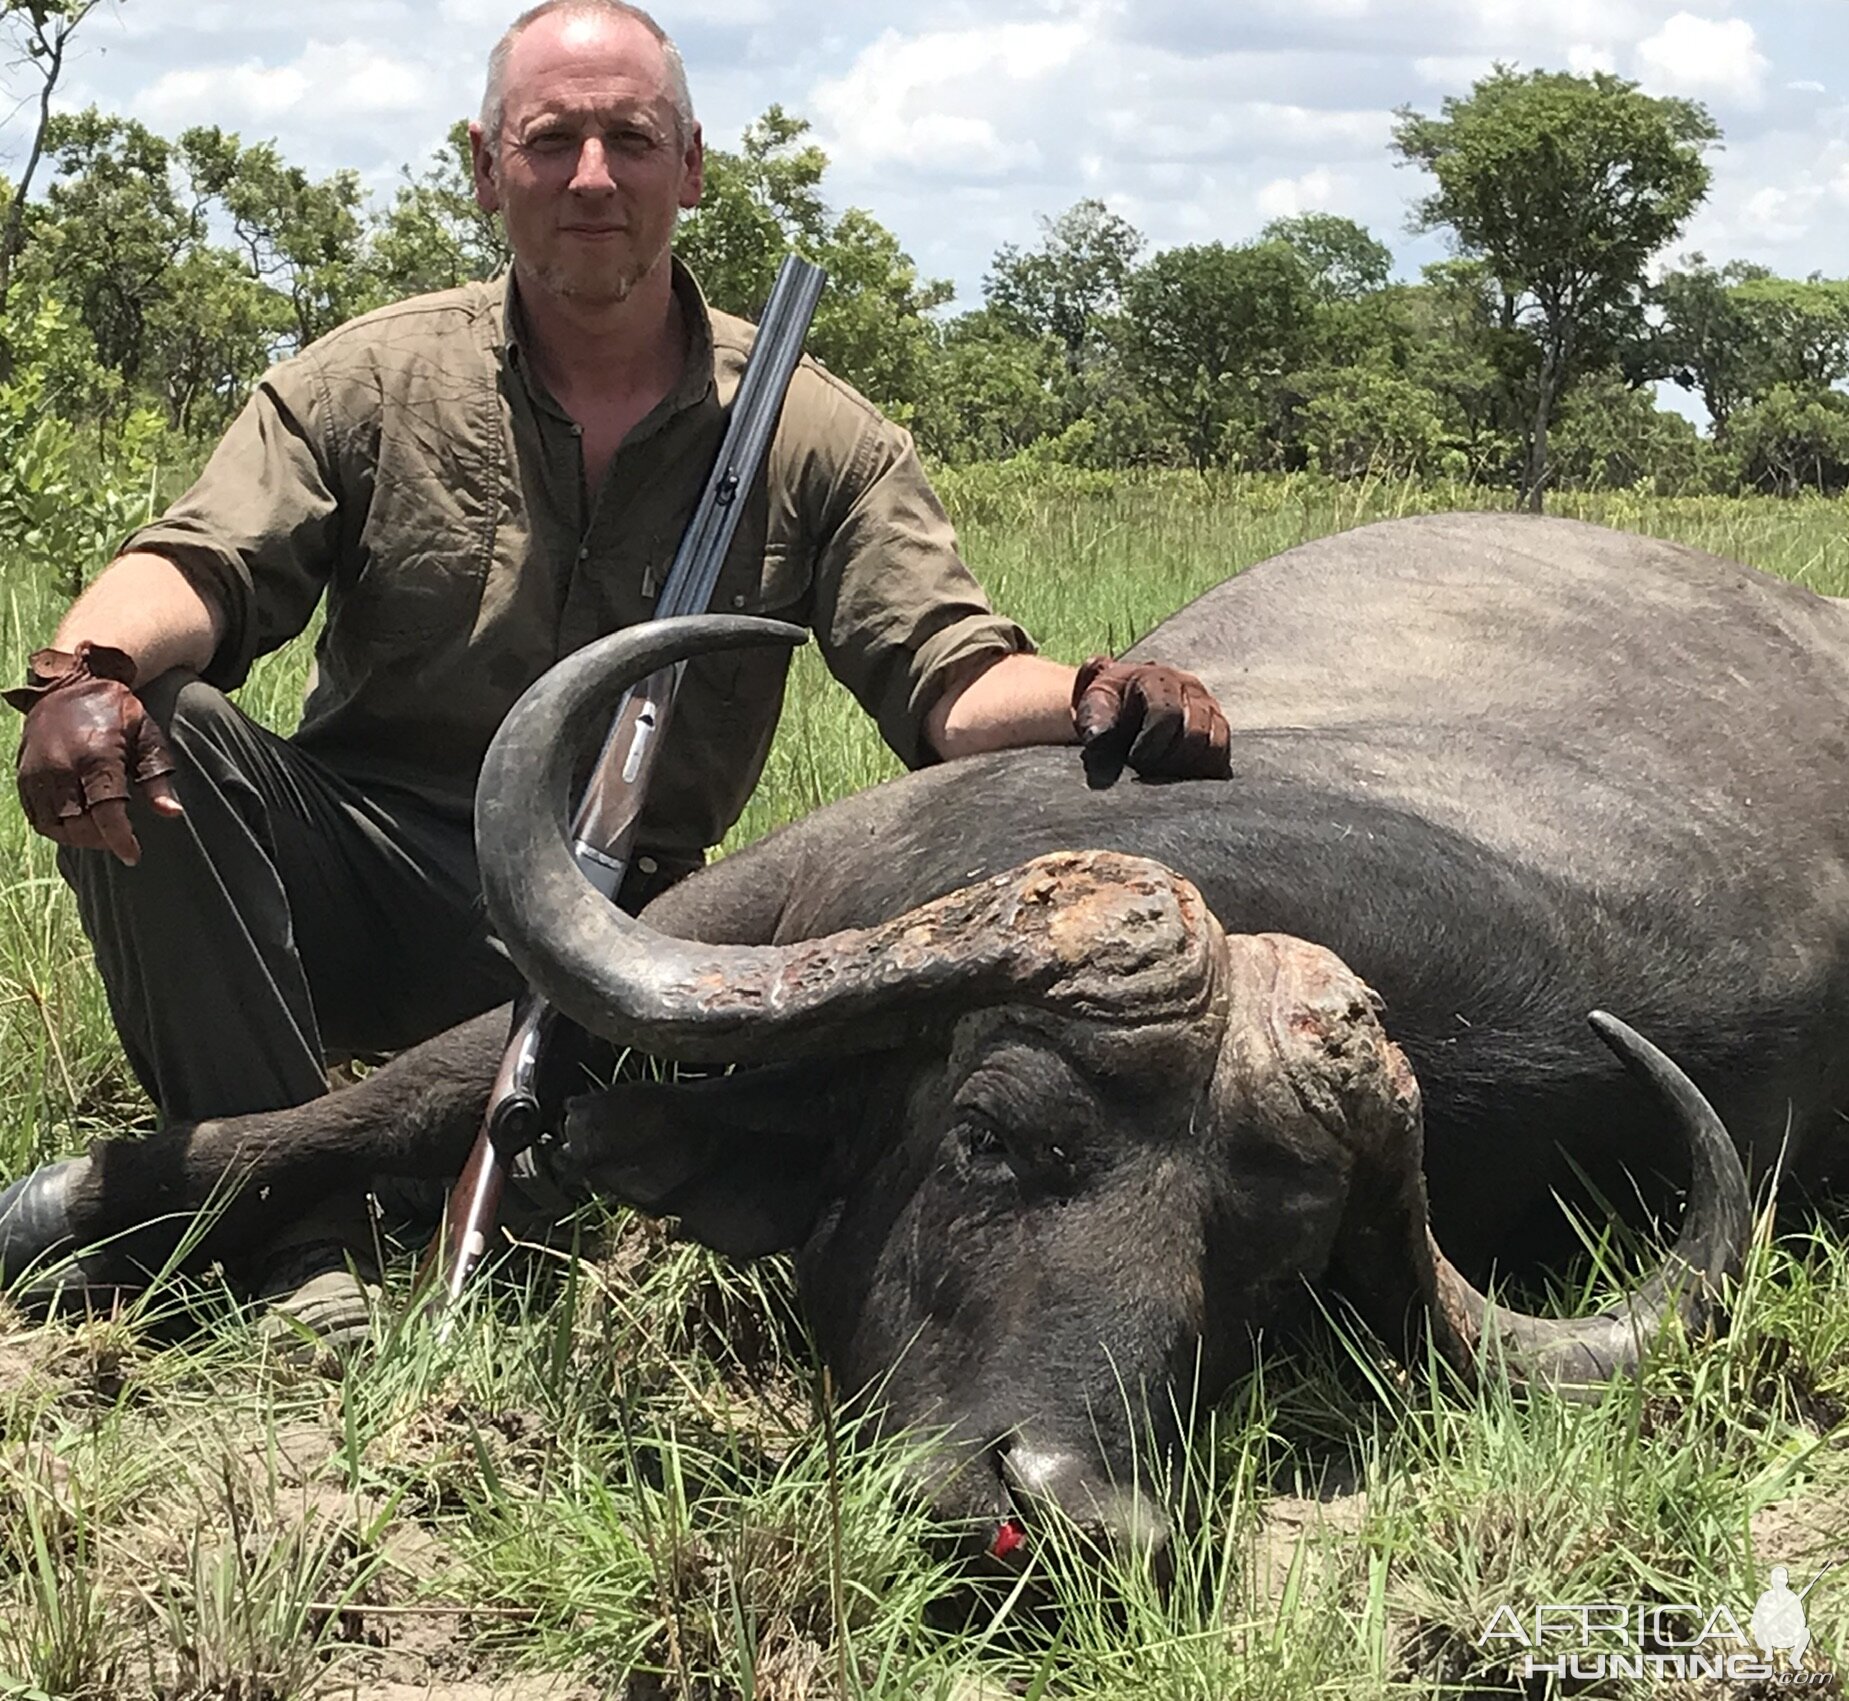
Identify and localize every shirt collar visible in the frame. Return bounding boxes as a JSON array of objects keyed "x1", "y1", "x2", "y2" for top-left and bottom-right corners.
[{"x1": 498, "y1": 256, "x2": 717, "y2": 416}]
